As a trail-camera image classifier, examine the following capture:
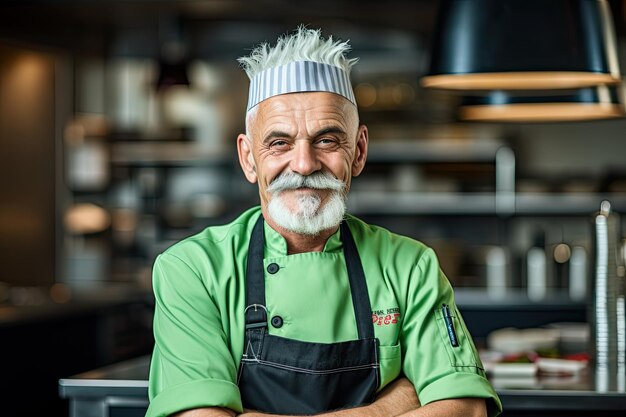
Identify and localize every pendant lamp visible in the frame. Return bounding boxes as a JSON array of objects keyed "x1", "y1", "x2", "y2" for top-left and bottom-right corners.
[
  {"x1": 156, "y1": 59, "x2": 190, "y2": 89},
  {"x1": 460, "y1": 85, "x2": 625, "y2": 122},
  {"x1": 422, "y1": 0, "x2": 621, "y2": 90},
  {"x1": 155, "y1": 14, "x2": 190, "y2": 90}
]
